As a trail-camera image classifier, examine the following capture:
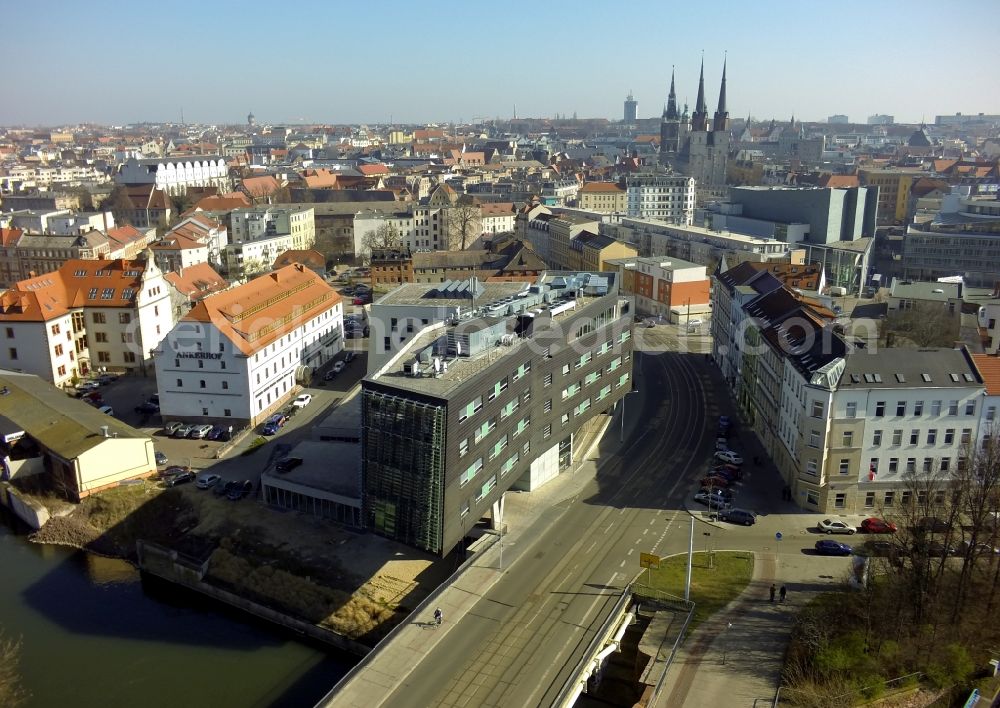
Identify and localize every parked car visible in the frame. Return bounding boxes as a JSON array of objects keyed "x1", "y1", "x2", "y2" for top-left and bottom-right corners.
[
  {"x1": 700, "y1": 475, "x2": 731, "y2": 489},
  {"x1": 135, "y1": 401, "x2": 160, "y2": 414},
  {"x1": 188, "y1": 424, "x2": 213, "y2": 439},
  {"x1": 711, "y1": 464, "x2": 742, "y2": 480},
  {"x1": 154, "y1": 451, "x2": 168, "y2": 466},
  {"x1": 163, "y1": 421, "x2": 183, "y2": 436},
  {"x1": 98, "y1": 405, "x2": 115, "y2": 416},
  {"x1": 332, "y1": 361, "x2": 345, "y2": 374},
  {"x1": 699, "y1": 485, "x2": 734, "y2": 499},
  {"x1": 344, "y1": 351, "x2": 356, "y2": 363},
  {"x1": 718, "y1": 508, "x2": 756, "y2": 526},
  {"x1": 860, "y1": 517, "x2": 897, "y2": 534},
  {"x1": 148, "y1": 394, "x2": 160, "y2": 405},
  {"x1": 714, "y1": 450, "x2": 743, "y2": 465},
  {"x1": 818, "y1": 518, "x2": 857, "y2": 535},
  {"x1": 75, "y1": 381, "x2": 100, "y2": 395},
  {"x1": 172, "y1": 423, "x2": 194, "y2": 438},
  {"x1": 227, "y1": 480, "x2": 253, "y2": 500},
  {"x1": 164, "y1": 470, "x2": 195, "y2": 487},
  {"x1": 718, "y1": 415, "x2": 731, "y2": 427},
  {"x1": 925, "y1": 540, "x2": 957, "y2": 557},
  {"x1": 815, "y1": 539, "x2": 853, "y2": 556},
  {"x1": 214, "y1": 480, "x2": 236, "y2": 496},
  {"x1": 275, "y1": 457, "x2": 304, "y2": 473},
  {"x1": 955, "y1": 540, "x2": 1000, "y2": 557},
  {"x1": 195, "y1": 473, "x2": 221, "y2": 490},
  {"x1": 162, "y1": 465, "x2": 191, "y2": 479},
  {"x1": 693, "y1": 490, "x2": 732, "y2": 510},
  {"x1": 97, "y1": 373, "x2": 119, "y2": 384},
  {"x1": 715, "y1": 440, "x2": 730, "y2": 451},
  {"x1": 206, "y1": 425, "x2": 227, "y2": 441},
  {"x1": 857, "y1": 540, "x2": 896, "y2": 558},
  {"x1": 914, "y1": 517, "x2": 950, "y2": 533},
  {"x1": 262, "y1": 414, "x2": 287, "y2": 436},
  {"x1": 292, "y1": 394, "x2": 312, "y2": 408},
  {"x1": 81, "y1": 391, "x2": 104, "y2": 405}
]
